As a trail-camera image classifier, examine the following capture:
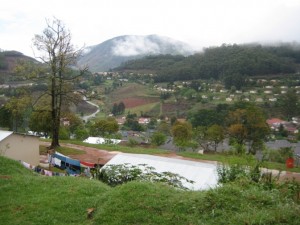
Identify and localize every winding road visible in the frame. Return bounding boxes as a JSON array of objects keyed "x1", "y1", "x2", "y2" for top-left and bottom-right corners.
[{"x1": 81, "y1": 100, "x2": 100, "y2": 121}]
